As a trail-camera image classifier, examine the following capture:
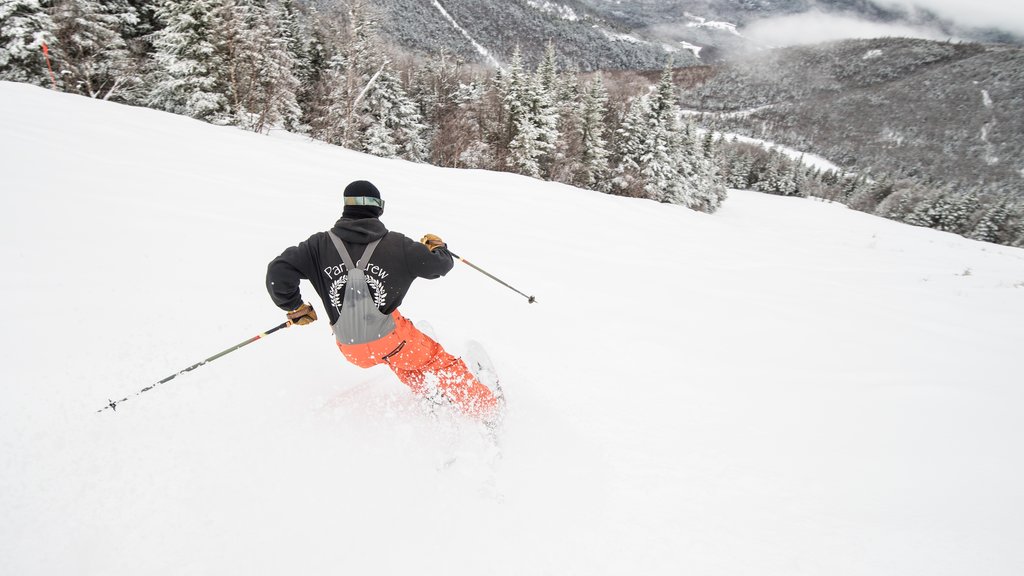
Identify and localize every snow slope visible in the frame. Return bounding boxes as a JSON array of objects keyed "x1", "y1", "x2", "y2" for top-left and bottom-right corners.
[{"x1": 2, "y1": 81, "x2": 1024, "y2": 575}]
